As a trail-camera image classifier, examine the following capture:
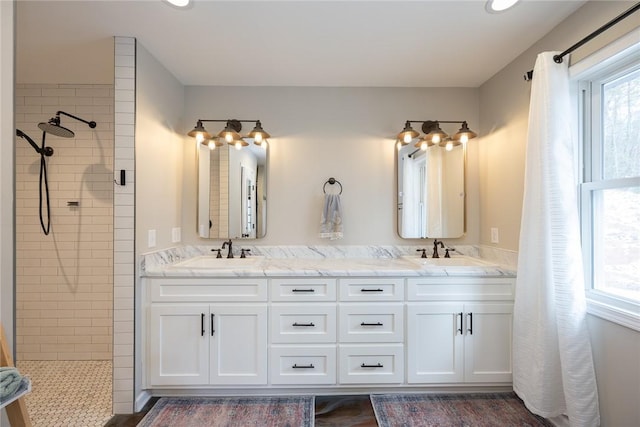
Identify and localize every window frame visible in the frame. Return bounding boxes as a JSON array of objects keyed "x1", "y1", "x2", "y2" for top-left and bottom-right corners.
[{"x1": 572, "y1": 29, "x2": 640, "y2": 331}]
